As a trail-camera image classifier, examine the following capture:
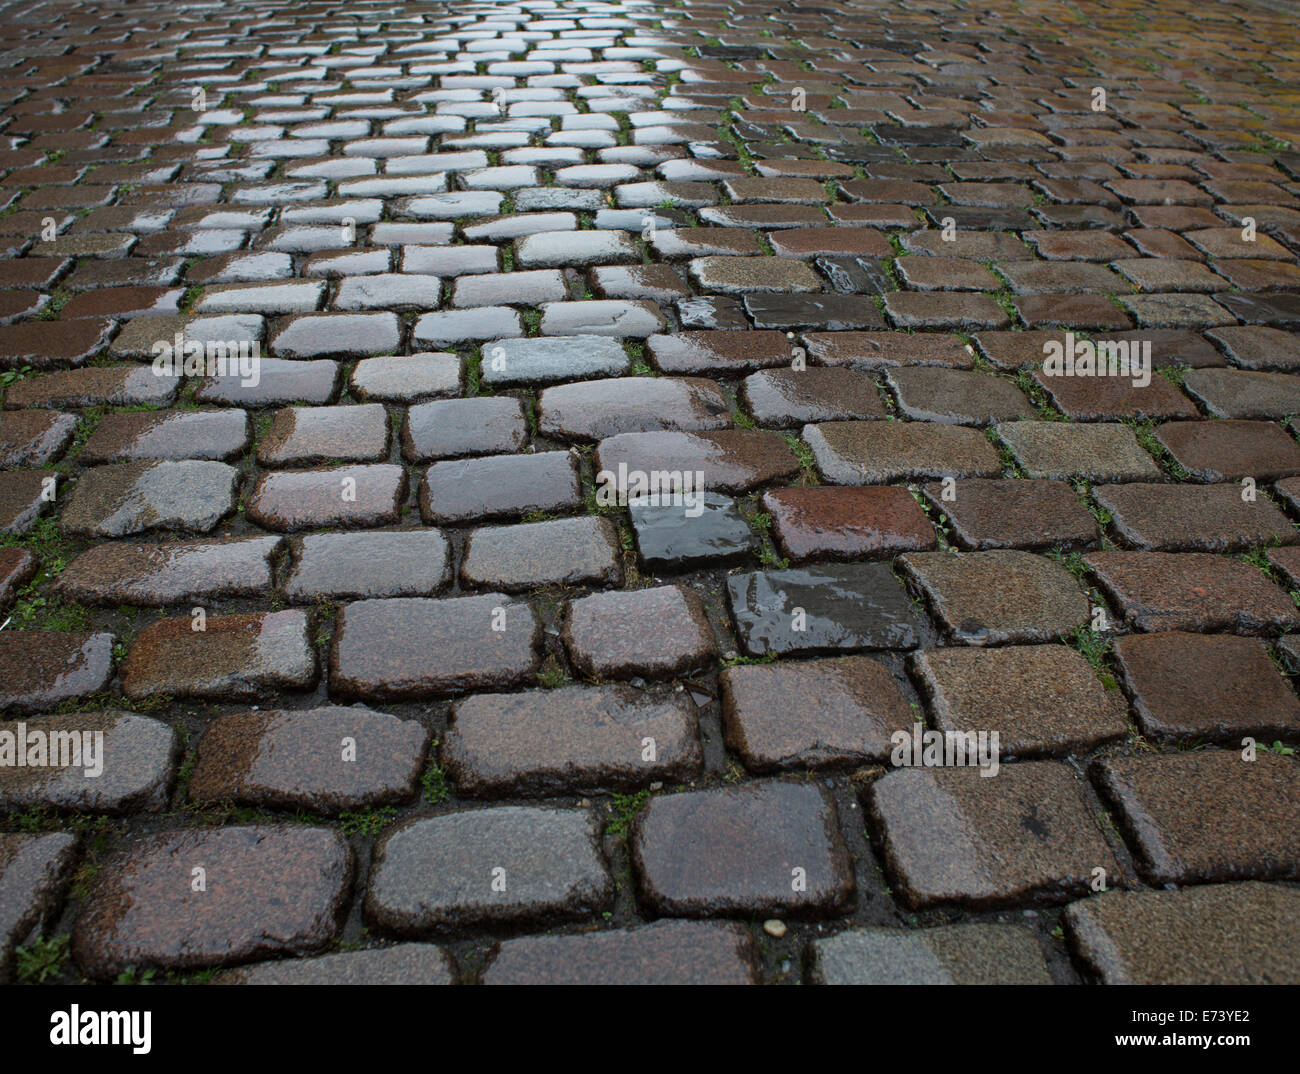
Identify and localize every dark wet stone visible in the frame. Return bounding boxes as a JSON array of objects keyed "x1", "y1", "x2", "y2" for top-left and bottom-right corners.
[
  {"x1": 0, "y1": 631, "x2": 115, "y2": 715},
  {"x1": 420, "y1": 451, "x2": 580, "y2": 525},
  {"x1": 919, "y1": 478, "x2": 1097, "y2": 551},
  {"x1": 741, "y1": 367, "x2": 885, "y2": 427},
  {"x1": 245, "y1": 465, "x2": 406, "y2": 532},
  {"x1": 720, "y1": 654, "x2": 911, "y2": 772},
  {"x1": 0, "y1": 548, "x2": 36, "y2": 611},
  {"x1": 365, "y1": 807, "x2": 612, "y2": 933},
  {"x1": 804, "y1": 421, "x2": 1001, "y2": 484},
  {"x1": 538, "y1": 377, "x2": 730, "y2": 440},
  {"x1": 257, "y1": 404, "x2": 389, "y2": 467},
  {"x1": 1064, "y1": 882, "x2": 1300, "y2": 985},
  {"x1": 1093, "y1": 482, "x2": 1297, "y2": 552},
  {"x1": 0, "y1": 319, "x2": 114, "y2": 369},
  {"x1": 1094, "y1": 751, "x2": 1300, "y2": 885},
  {"x1": 0, "y1": 832, "x2": 78, "y2": 983},
  {"x1": 3, "y1": 365, "x2": 176, "y2": 411},
  {"x1": 403, "y1": 397, "x2": 526, "y2": 461},
  {"x1": 0, "y1": 411, "x2": 77, "y2": 467},
  {"x1": 726, "y1": 563, "x2": 924, "y2": 656},
  {"x1": 483, "y1": 920, "x2": 758, "y2": 985},
  {"x1": 648, "y1": 330, "x2": 792, "y2": 375},
  {"x1": 688, "y1": 256, "x2": 822, "y2": 294},
  {"x1": 675, "y1": 296, "x2": 750, "y2": 331},
  {"x1": 868, "y1": 761, "x2": 1120, "y2": 910},
  {"x1": 762, "y1": 485, "x2": 935, "y2": 562},
  {"x1": 72, "y1": 825, "x2": 352, "y2": 979},
  {"x1": 900, "y1": 550, "x2": 1090, "y2": 645},
  {"x1": 78, "y1": 409, "x2": 249, "y2": 464},
  {"x1": 1214, "y1": 292, "x2": 1300, "y2": 328},
  {"x1": 911, "y1": 645, "x2": 1128, "y2": 759},
  {"x1": 1114, "y1": 632, "x2": 1300, "y2": 743},
  {"x1": 1155, "y1": 419, "x2": 1300, "y2": 482},
  {"x1": 811, "y1": 924, "x2": 1053, "y2": 985},
  {"x1": 1032, "y1": 370, "x2": 1200, "y2": 424},
  {"x1": 887, "y1": 368, "x2": 1034, "y2": 426},
  {"x1": 61, "y1": 460, "x2": 238, "y2": 538},
  {"x1": 743, "y1": 293, "x2": 886, "y2": 330},
  {"x1": 1084, "y1": 550, "x2": 1300, "y2": 634},
  {"x1": 562, "y1": 584, "x2": 717, "y2": 680},
  {"x1": 122, "y1": 610, "x2": 316, "y2": 702},
  {"x1": 0, "y1": 711, "x2": 176, "y2": 813},
  {"x1": 460, "y1": 516, "x2": 622, "y2": 592},
  {"x1": 595, "y1": 430, "x2": 799, "y2": 495},
  {"x1": 189, "y1": 706, "x2": 428, "y2": 814},
  {"x1": 1184, "y1": 368, "x2": 1300, "y2": 420},
  {"x1": 285, "y1": 530, "x2": 450, "y2": 601},
  {"x1": 631, "y1": 781, "x2": 854, "y2": 917},
  {"x1": 628, "y1": 492, "x2": 753, "y2": 570},
  {"x1": 216, "y1": 943, "x2": 456, "y2": 985},
  {"x1": 55, "y1": 537, "x2": 280, "y2": 606},
  {"x1": 330, "y1": 595, "x2": 541, "y2": 702},
  {"x1": 590, "y1": 264, "x2": 691, "y2": 304},
  {"x1": 0, "y1": 472, "x2": 54, "y2": 535},
  {"x1": 444, "y1": 684, "x2": 701, "y2": 797},
  {"x1": 995, "y1": 422, "x2": 1161, "y2": 482},
  {"x1": 195, "y1": 358, "x2": 341, "y2": 407},
  {"x1": 350, "y1": 353, "x2": 460, "y2": 403}
]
